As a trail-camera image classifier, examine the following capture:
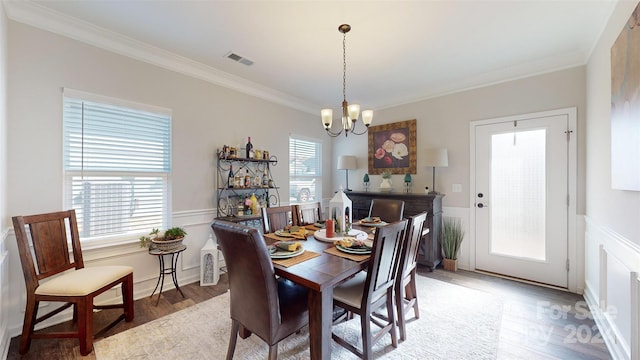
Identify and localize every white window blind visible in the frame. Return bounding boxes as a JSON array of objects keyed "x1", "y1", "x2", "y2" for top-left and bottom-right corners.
[
  {"x1": 63, "y1": 90, "x2": 171, "y2": 239},
  {"x1": 289, "y1": 136, "x2": 322, "y2": 204}
]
